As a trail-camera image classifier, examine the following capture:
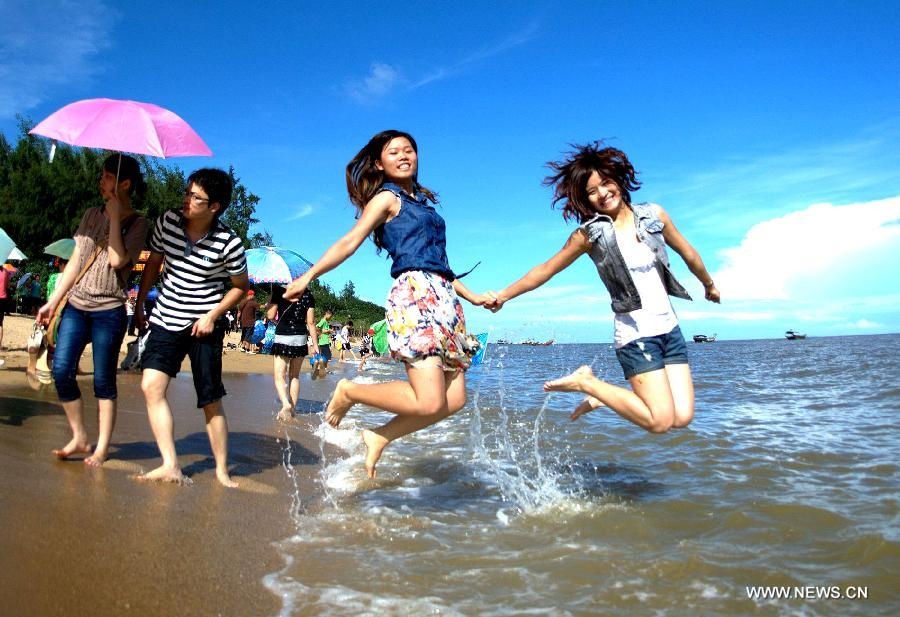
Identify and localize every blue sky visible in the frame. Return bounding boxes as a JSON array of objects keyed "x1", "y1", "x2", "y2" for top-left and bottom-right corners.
[{"x1": 2, "y1": 0, "x2": 898, "y2": 341}]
